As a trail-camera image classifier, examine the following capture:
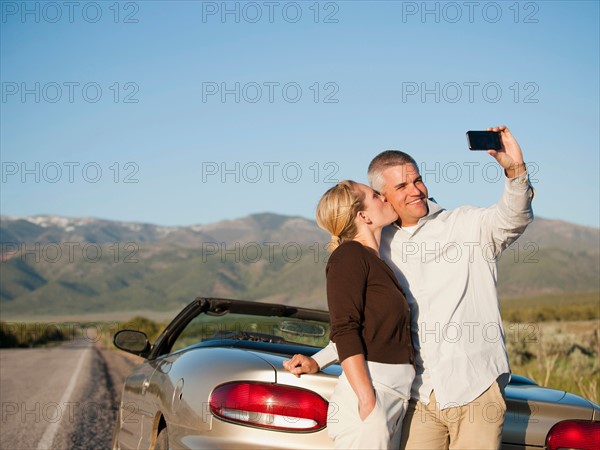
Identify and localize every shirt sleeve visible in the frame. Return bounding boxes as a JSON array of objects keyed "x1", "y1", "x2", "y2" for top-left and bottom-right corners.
[
  {"x1": 312, "y1": 341, "x2": 339, "y2": 369},
  {"x1": 326, "y1": 242, "x2": 369, "y2": 363},
  {"x1": 480, "y1": 171, "x2": 535, "y2": 257}
]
